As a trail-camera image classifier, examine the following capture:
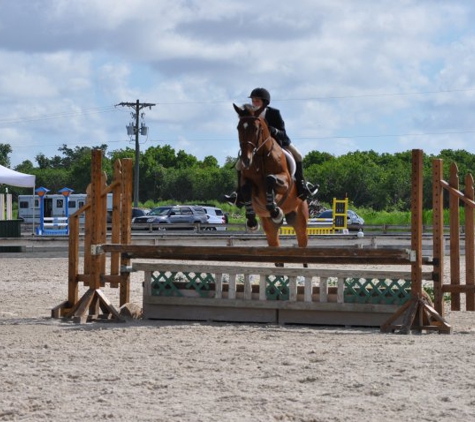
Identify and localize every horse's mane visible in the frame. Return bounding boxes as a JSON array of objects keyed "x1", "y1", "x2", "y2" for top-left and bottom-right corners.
[{"x1": 241, "y1": 103, "x2": 258, "y2": 116}]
